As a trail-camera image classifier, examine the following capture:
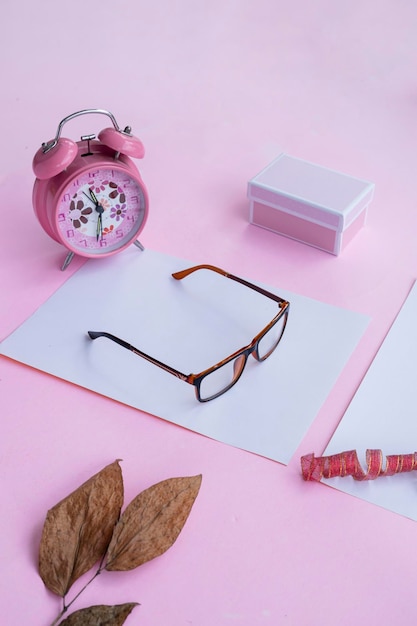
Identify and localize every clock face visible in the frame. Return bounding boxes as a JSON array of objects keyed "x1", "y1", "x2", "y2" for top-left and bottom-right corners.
[{"x1": 56, "y1": 167, "x2": 147, "y2": 254}]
